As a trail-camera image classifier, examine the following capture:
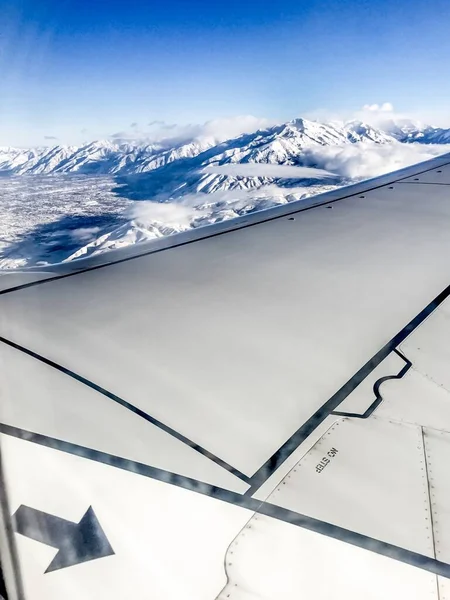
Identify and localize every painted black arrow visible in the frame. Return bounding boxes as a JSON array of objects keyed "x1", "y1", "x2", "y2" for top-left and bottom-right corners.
[{"x1": 12, "y1": 505, "x2": 114, "y2": 573}]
